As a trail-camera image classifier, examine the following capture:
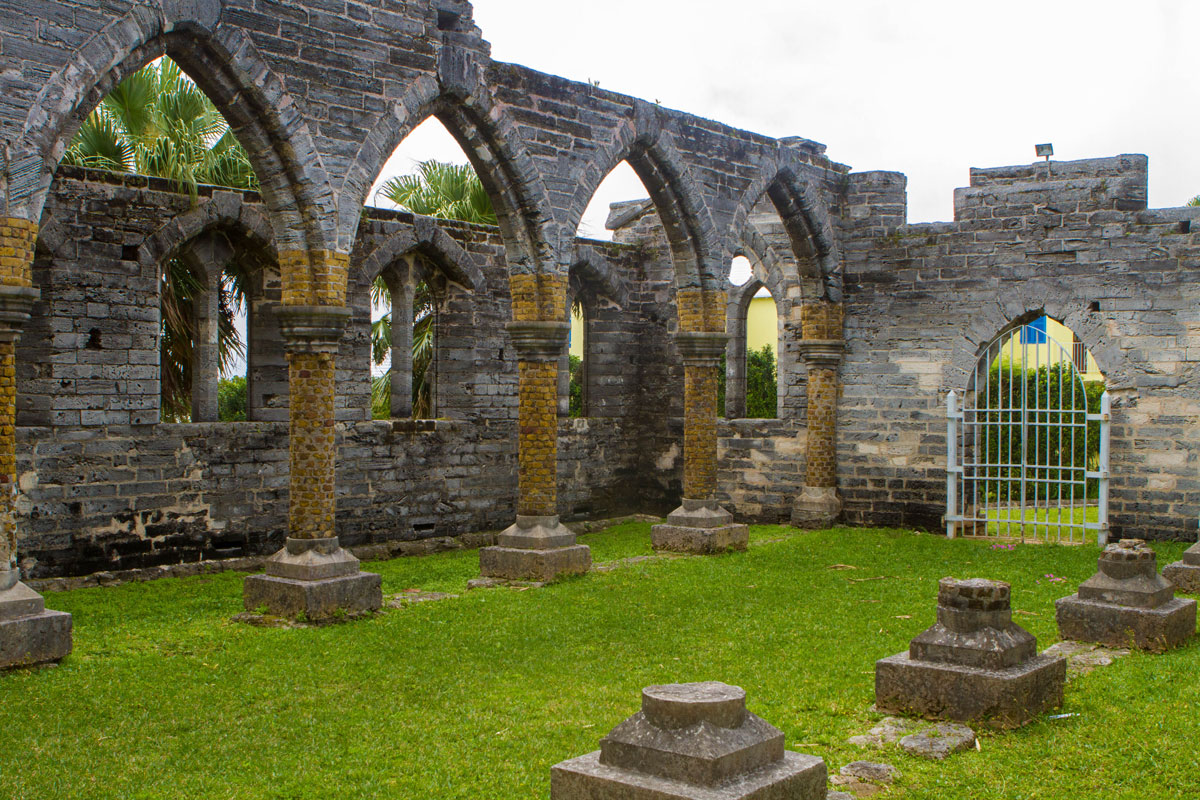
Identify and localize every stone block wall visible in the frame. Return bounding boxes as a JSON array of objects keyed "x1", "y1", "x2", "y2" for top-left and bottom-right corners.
[
  {"x1": 14, "y1": 173, "x2": 681, "y2": 577},
  {"x1": 837, "y1": 155, "x2": 1200, "y2": 539}
]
